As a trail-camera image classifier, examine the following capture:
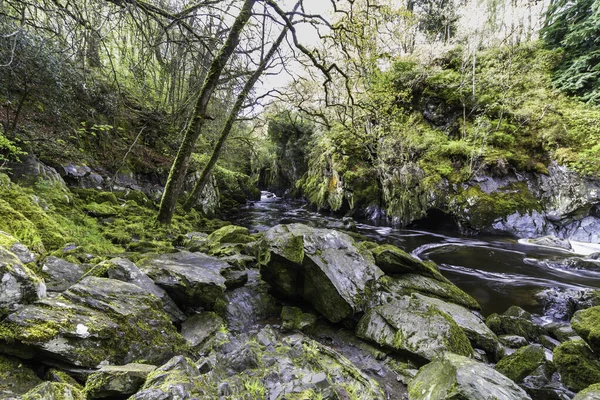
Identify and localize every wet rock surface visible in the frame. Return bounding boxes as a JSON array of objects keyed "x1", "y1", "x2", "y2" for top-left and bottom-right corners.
[
  {"x1": 0, "y1": 247, "x2": 45, "y2": 317},
  {"x1": 41, "y1": 256, "x2": 84, "y2": 292}
]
